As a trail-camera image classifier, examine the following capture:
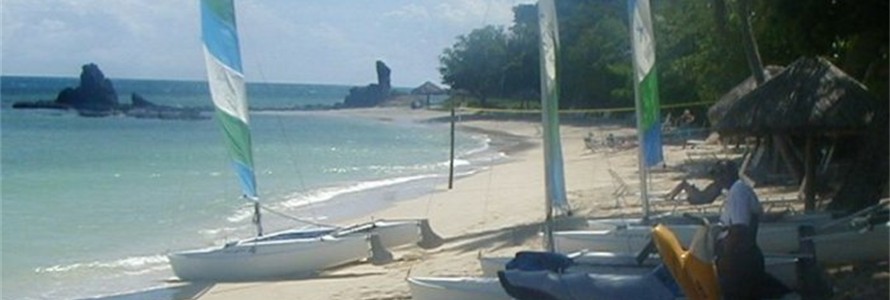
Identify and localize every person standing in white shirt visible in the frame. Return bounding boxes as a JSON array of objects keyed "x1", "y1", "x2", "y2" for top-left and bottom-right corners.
[{"x1": 716, "y1": 160, "x2": 764, "y2": 300}]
